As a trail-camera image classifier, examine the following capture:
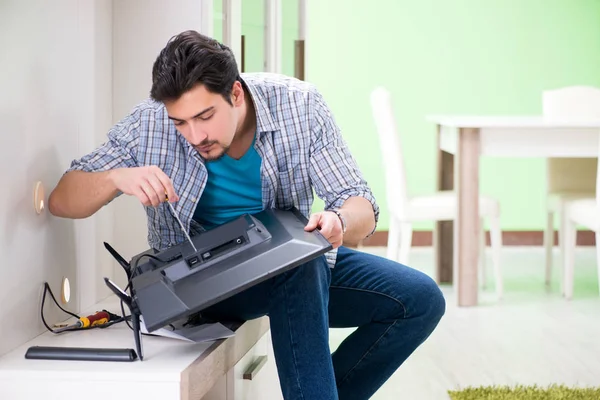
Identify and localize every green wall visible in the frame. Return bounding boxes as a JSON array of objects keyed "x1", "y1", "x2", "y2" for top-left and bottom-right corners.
[
  {"x1": 239, "y1": 0, "x2": 299, "y2": 76},
  {"x1": 241, "y1": 0, "x2": 265, "y2": 72},
  {"x1": 281, "y1": 0, "x2": 299, "y2": 77},
  {"x1": 306, "y1": 0, "x2": 600, "y2": 231}
]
